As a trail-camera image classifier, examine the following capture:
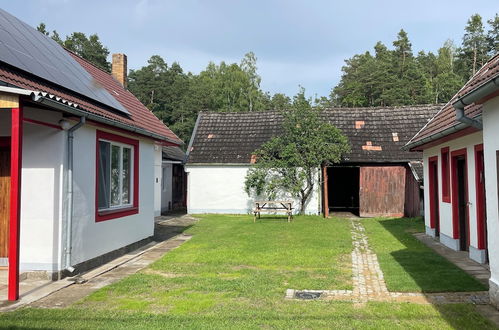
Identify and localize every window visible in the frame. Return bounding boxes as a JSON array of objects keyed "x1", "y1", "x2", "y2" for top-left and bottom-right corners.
[
  {"x1": 441, "y1": 147, "x2": 450, "y2": 203},
  {"x1": 96, "y1": 130, "x2": 139, "y2": 221}
]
